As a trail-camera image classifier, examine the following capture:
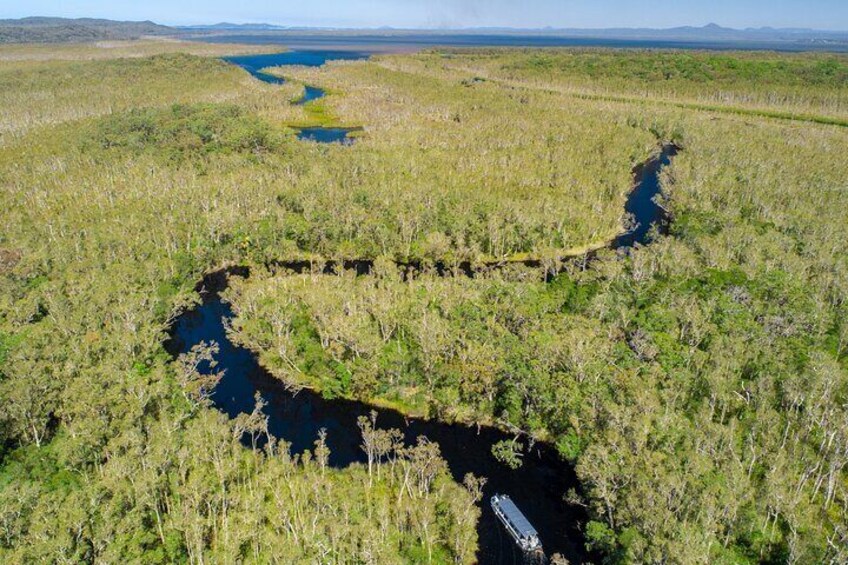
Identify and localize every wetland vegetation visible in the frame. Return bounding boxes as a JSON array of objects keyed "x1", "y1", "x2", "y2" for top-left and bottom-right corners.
[{"x1": 1, "y1": 39, "x2": 847, "y2": 564}]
